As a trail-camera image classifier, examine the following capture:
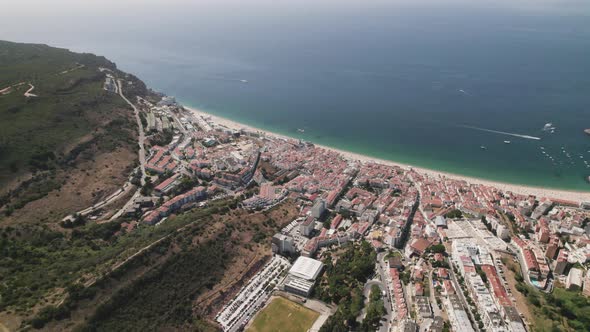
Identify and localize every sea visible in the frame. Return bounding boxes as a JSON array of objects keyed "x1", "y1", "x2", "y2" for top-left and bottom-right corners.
[{"x1": 2, "y1": 0, "x2": 590, "y2": 191}]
